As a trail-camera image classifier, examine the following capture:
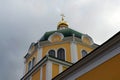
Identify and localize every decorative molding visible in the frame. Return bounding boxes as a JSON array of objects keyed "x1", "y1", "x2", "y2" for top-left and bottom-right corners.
[
  {"x1": 40, "y1": 37, "x2": 73, "y2": 46},
  {"x1": 39, "y1": 36, "x2": 97, "y2": 49},
  {"x1": 48, "y1": 32, "x2": 64, "y2": 42},
  {"x1": 48, "y1": 56, "x2": 73, "y2": 66},
  {"x1": 82, "y1": 34, "x2": 93, "y2": 45},
  {"x1": 24, "y1": 43, "x2": 38, "y2": 60},
  {"x1": 27, "y1": 42, "x2": 36, "y2": 56}
]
